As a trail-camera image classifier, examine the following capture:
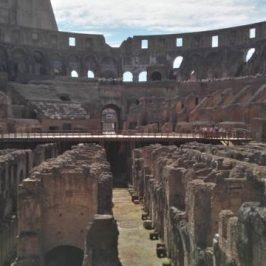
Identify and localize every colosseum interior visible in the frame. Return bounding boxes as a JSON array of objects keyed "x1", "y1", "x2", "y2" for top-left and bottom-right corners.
[{"x1": 0, "y1": 0, "x2": 266, "y2": 266}]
